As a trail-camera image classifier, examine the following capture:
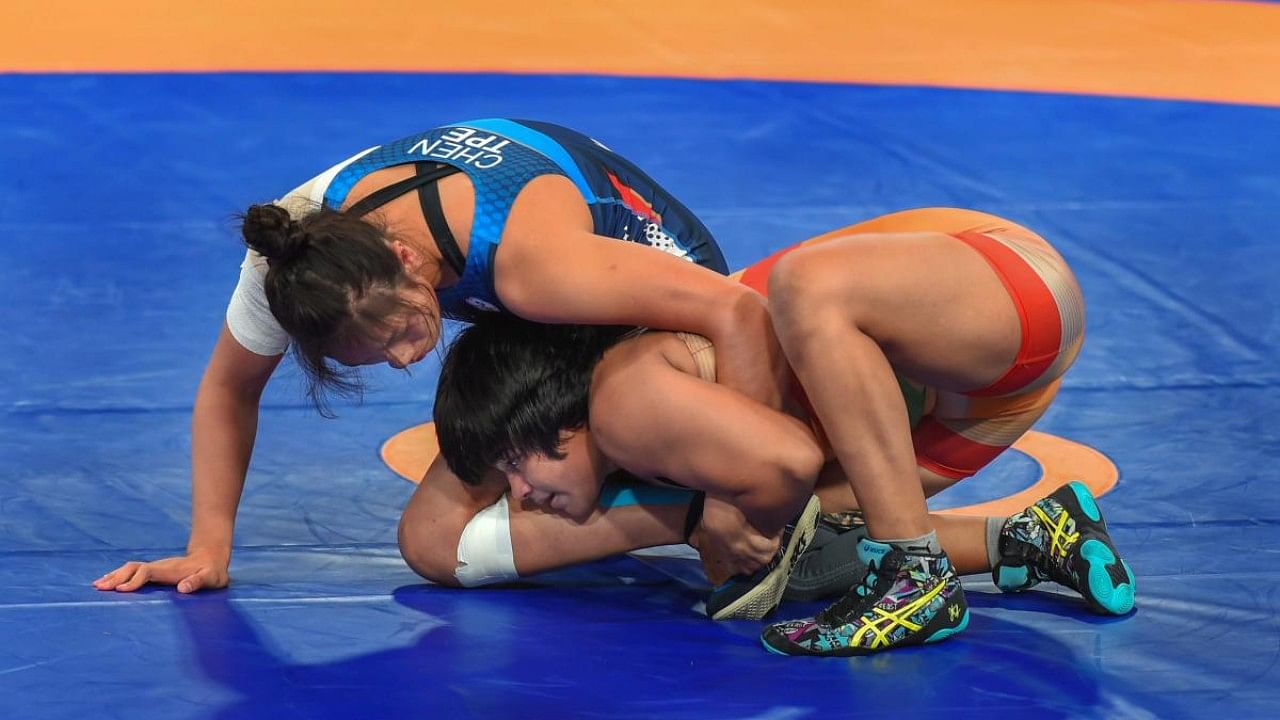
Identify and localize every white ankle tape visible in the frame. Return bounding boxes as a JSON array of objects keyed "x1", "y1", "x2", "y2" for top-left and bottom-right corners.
[{"x1": 454, "y1": 494, "x2": 517, "y2": 587}]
